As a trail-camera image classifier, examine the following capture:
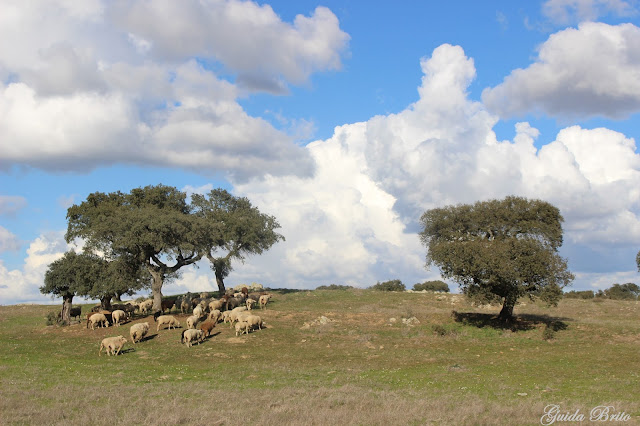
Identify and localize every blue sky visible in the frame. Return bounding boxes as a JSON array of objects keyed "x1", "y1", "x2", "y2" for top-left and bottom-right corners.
[{"x1": 2, "y1": 0, "x2": 640, "y2": 304}]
